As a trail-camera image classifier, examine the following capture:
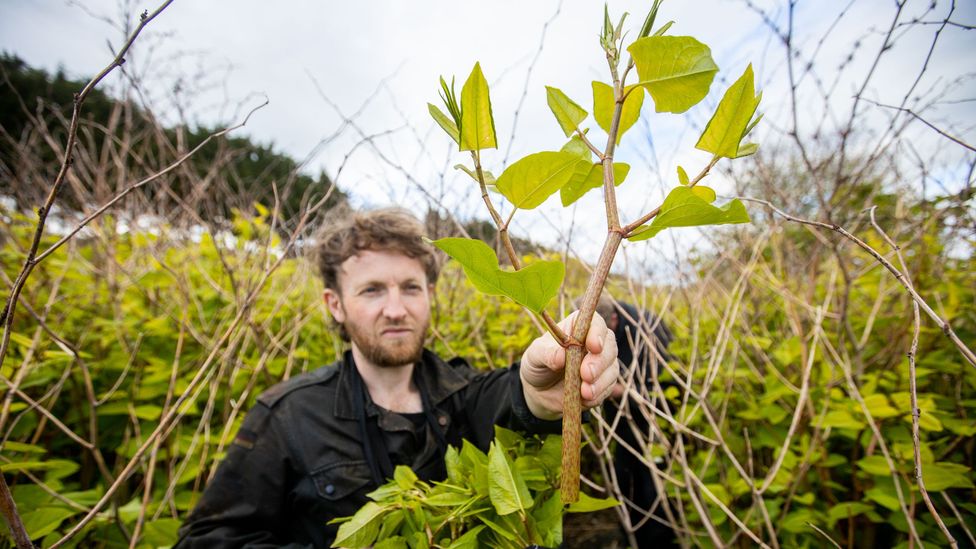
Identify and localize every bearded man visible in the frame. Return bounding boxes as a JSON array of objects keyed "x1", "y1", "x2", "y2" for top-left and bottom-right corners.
[{"x1": 175, "y1": 208, "x2": 619, "y2": 548}]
